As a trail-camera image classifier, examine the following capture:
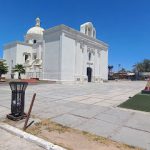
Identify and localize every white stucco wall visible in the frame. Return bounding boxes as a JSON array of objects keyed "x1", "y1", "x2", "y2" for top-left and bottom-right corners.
[
  {"x1": 100, "y1": 49, "x2": 108, "y2": 80},
  {"x1": 61, "y1": 33, "x2": 76, "y2": 82},
  {"x1": 43, "y1": 31, "x2": 61, "y2": 80},
  {"x1": 16, "y1": 44, "x2": 32, "y2": 64},
  {"x1": 3, "y1": 45, "x2": 17, "y2": 78},
  {"x1": 3, "y1": 43, "x2": 33, "y2": 79},
  {"x1": 94, "y1": 49, "x2": 100, "y2": 79},
  {"x1": 75, "y1": 42, "x2": 83, "y2": 79},
  {"x1": 82, "y1": 45, "x2": 88, "y2": 79}
]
